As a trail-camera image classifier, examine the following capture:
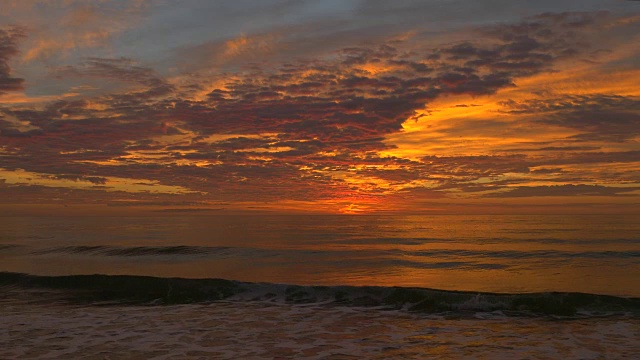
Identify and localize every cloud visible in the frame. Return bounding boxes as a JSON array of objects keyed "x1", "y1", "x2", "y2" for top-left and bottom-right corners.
[
  {"x1": 54, "y1": 57, "x2": 173, "y2": 97},
  {"x1": 50, "y1": 174, "x2": 107, "y2": 185},
  {"x1": 422, "y1": 155, "x2": 531, "y2": 178},
  {"x1": 0, "y1": 167, "x2": 198, "y2": 194},
  {"x1": 0, "y1": 27, "x2": 25, "y2": 94},
  {"x1": 17, "y1": 2, "x2": 149, "y2": 62},
  {"x1": 489, "y1": 184, "x2": 640, "y2": 197},
  {"x1": 500, "y1": 94, "x2": 640, "y2": 141}
]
